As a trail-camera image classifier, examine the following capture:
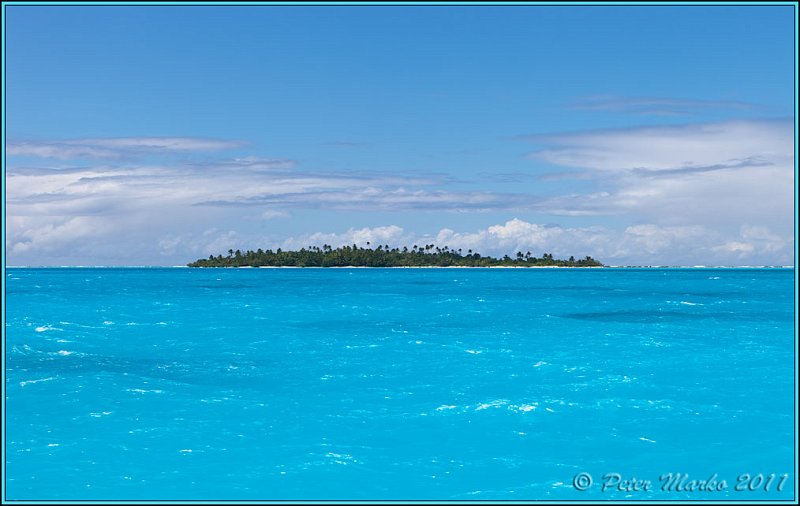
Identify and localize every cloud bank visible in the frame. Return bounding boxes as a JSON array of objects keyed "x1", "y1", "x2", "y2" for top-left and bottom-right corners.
[
  {"x1": 278, "y1": 219, "x2": 792, "y2": 267},
  {"x1": 527, "y1": 119, "x2": 794, "y2": 235},
  {"x1": 6, "y1": 118, "x2": 794, "y2": 266}
]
